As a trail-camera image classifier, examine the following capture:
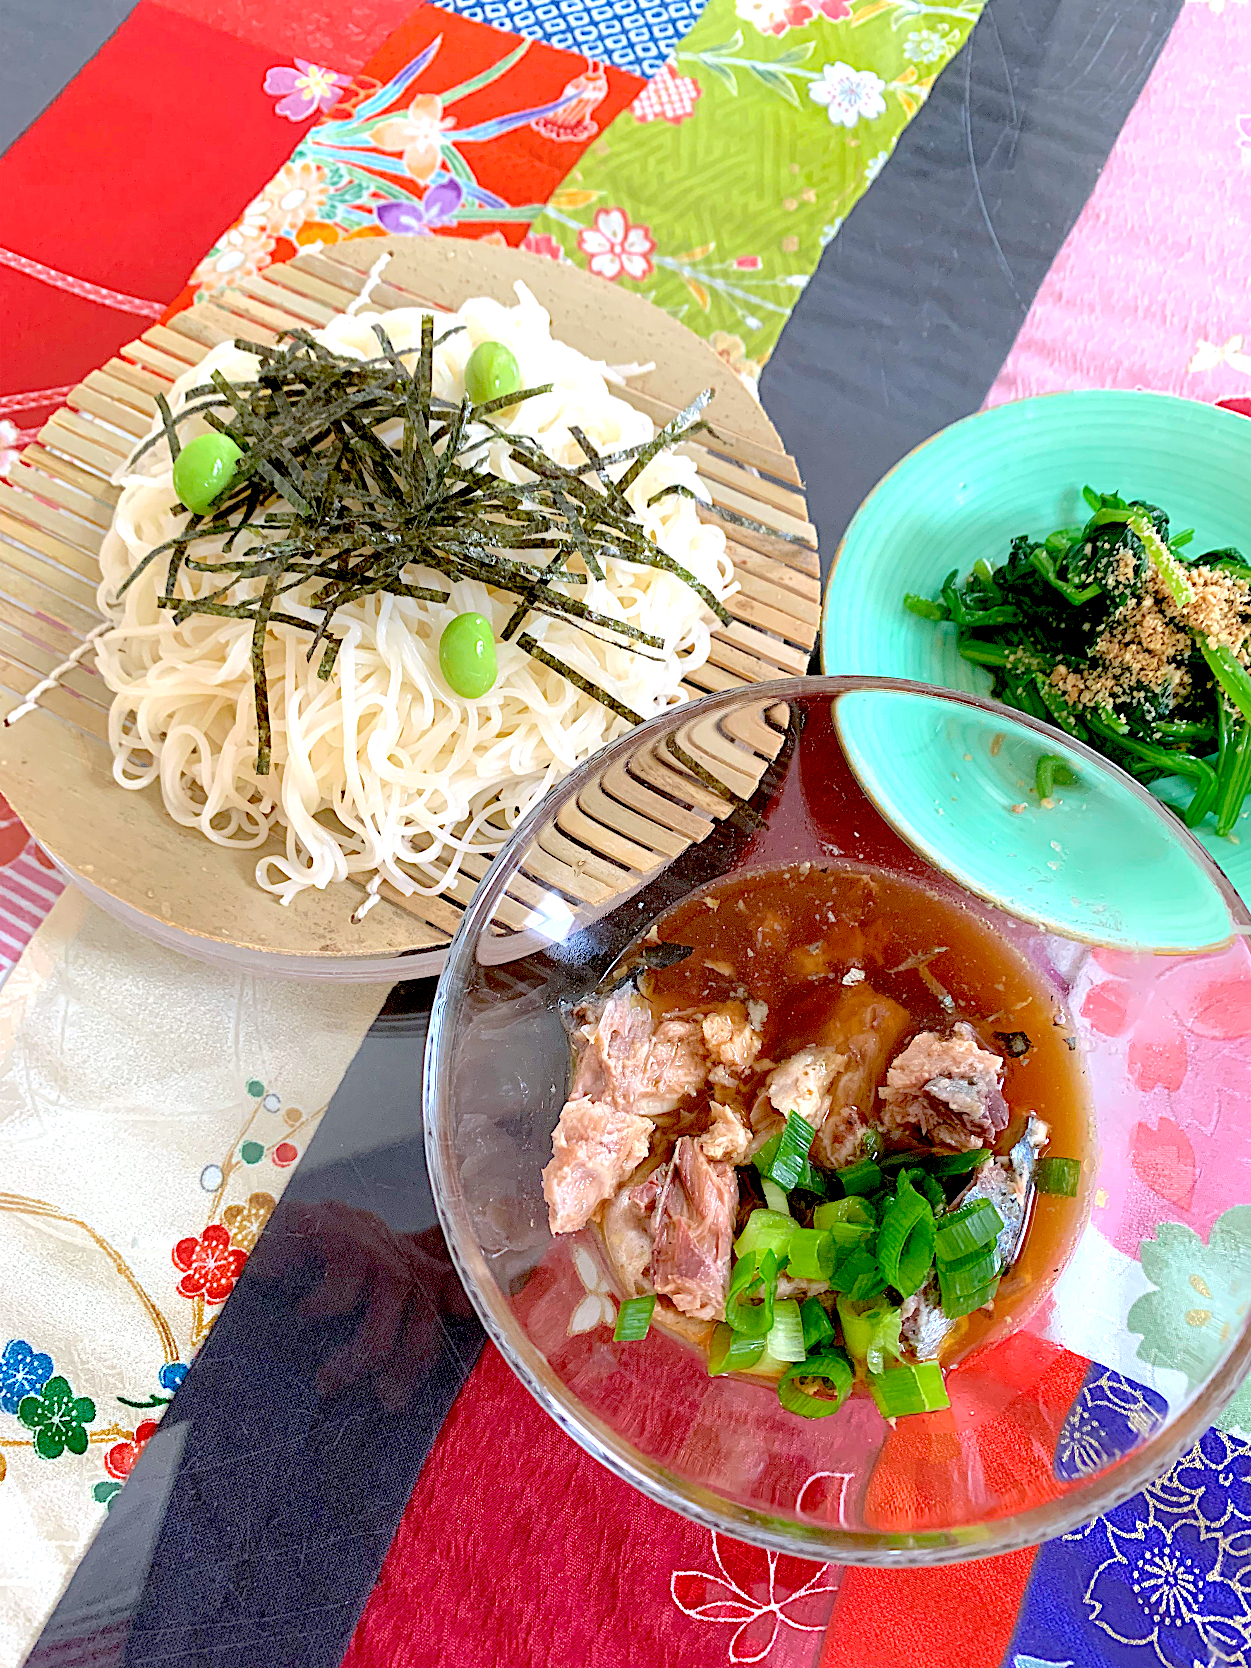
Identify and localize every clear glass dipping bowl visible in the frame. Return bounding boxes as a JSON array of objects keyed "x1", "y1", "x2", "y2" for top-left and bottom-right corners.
[{"x1": 425, "y1": 677, "x2": 1251, "y2": 1563}]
